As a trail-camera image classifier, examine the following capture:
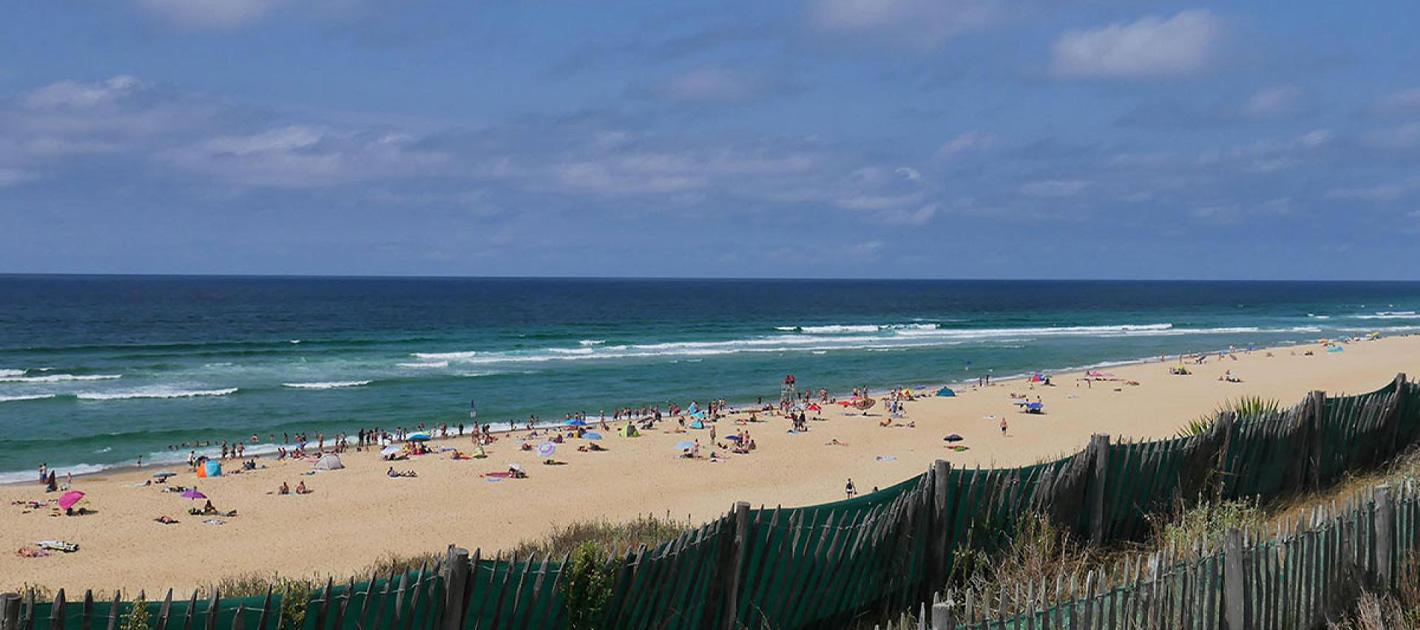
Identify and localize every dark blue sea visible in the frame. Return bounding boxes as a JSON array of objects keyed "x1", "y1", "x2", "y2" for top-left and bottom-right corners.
[{"x1": 3, "y1": 276, "x2": 1420, "y2": 480}]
